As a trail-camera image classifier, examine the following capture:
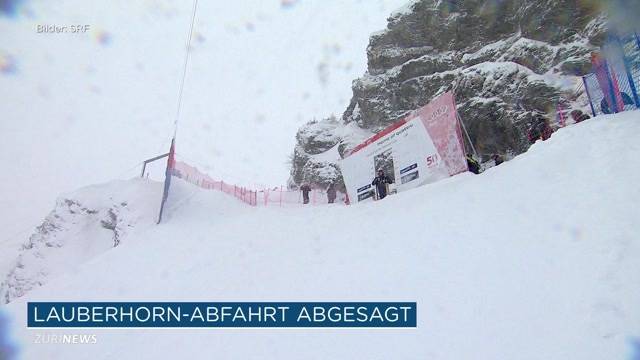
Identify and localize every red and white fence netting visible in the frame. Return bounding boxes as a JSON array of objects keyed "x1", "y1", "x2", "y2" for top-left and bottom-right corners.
[
  {"x1": 258, "y1": 186, "x2": 346, "y2": 207},
  {"x1": 172, "y1": 161, "x2": 345, "y2": 207},
  {"x1": 172, "y1": 161, "x2": 257, "y2": 206}
]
